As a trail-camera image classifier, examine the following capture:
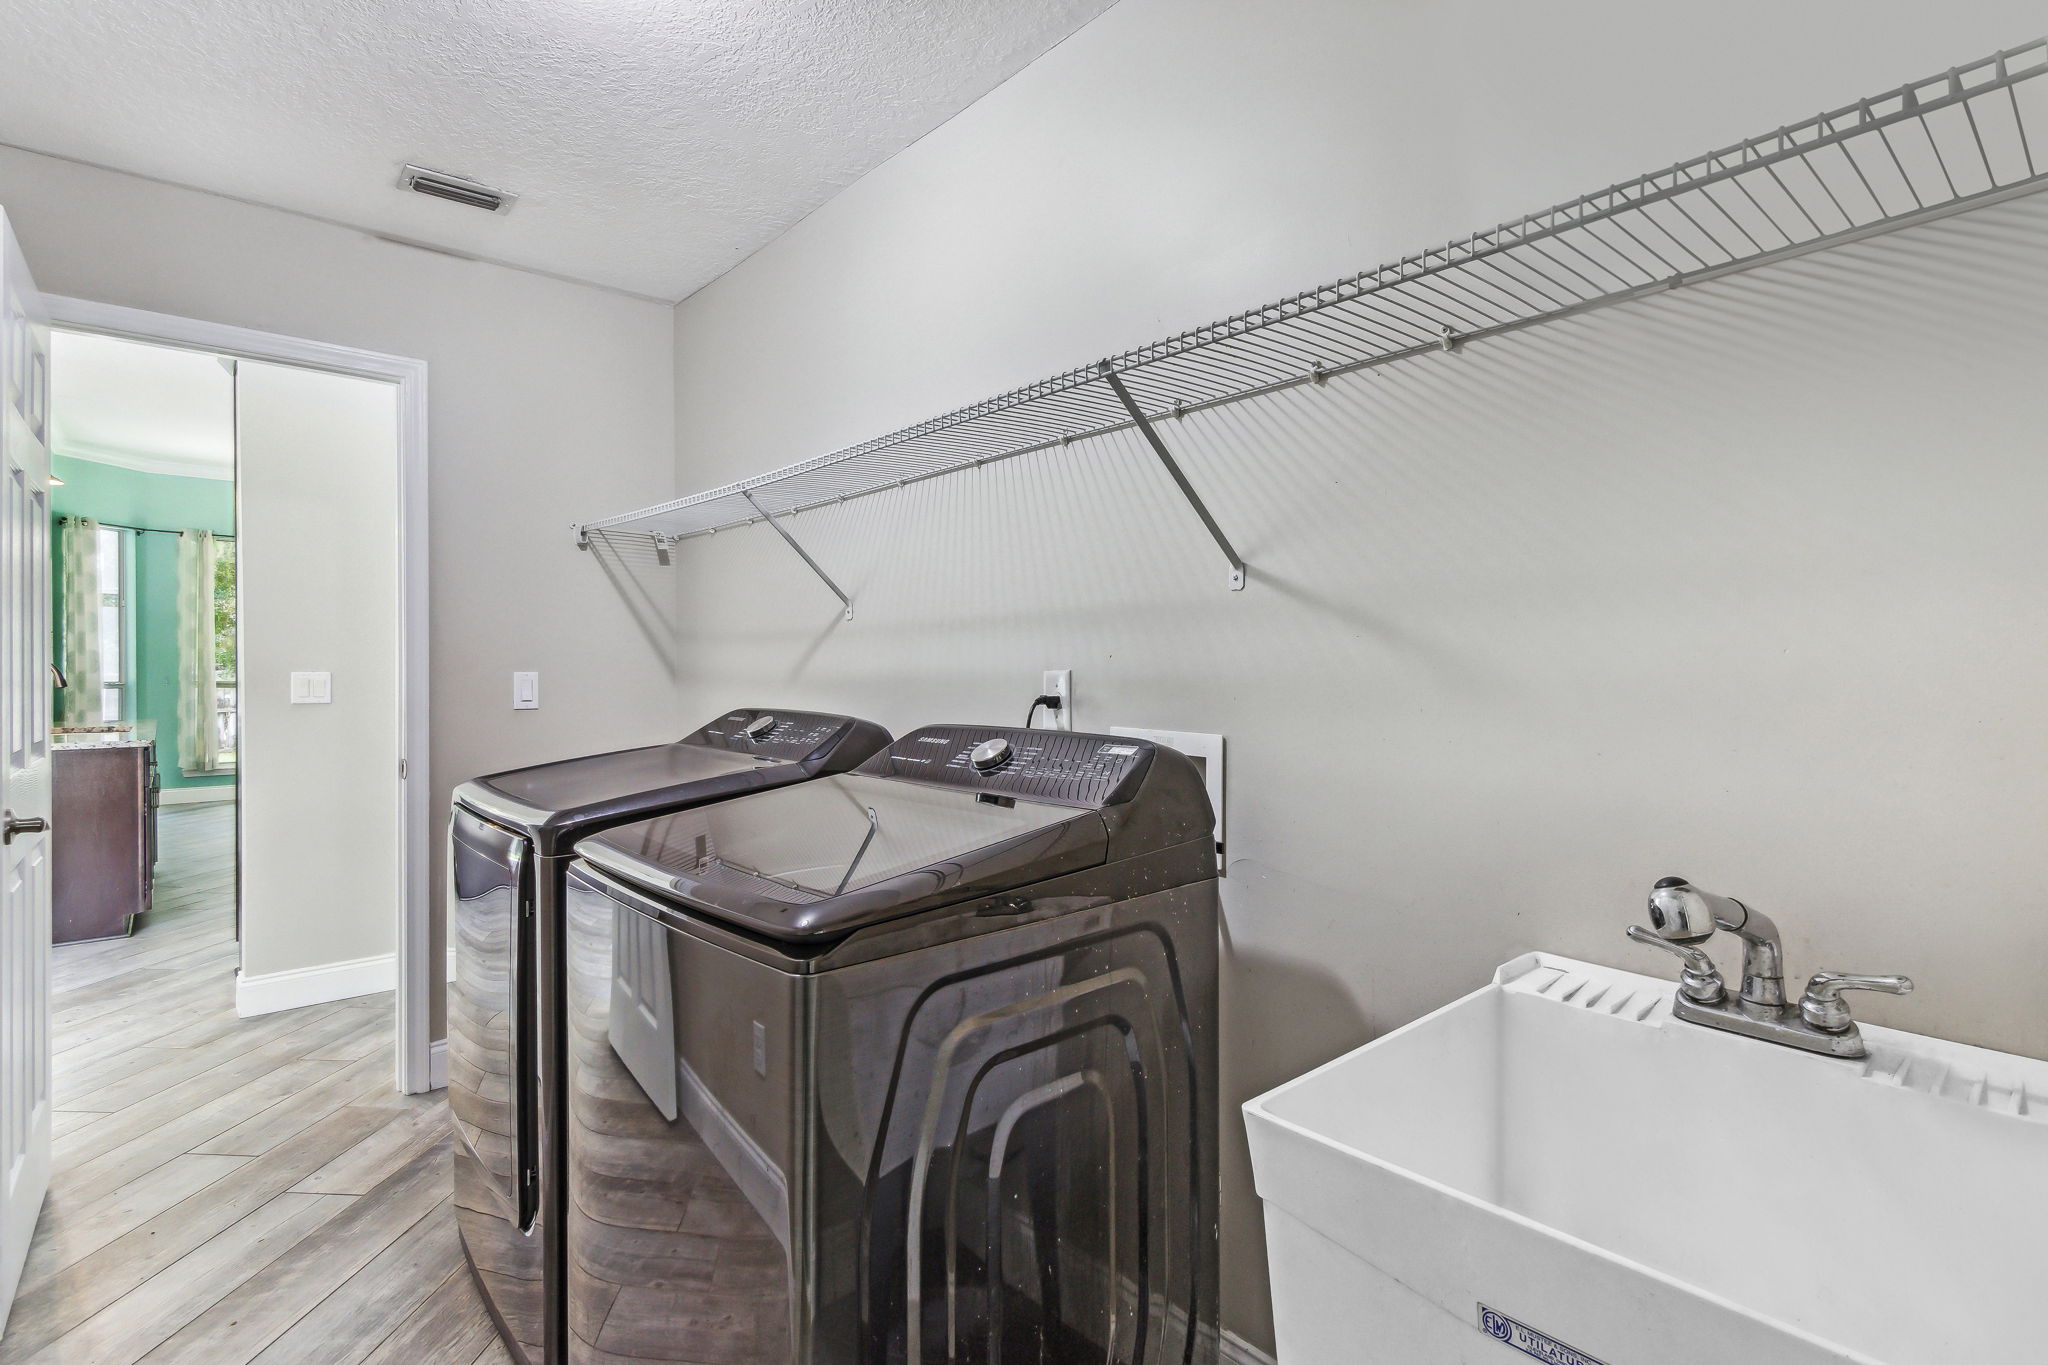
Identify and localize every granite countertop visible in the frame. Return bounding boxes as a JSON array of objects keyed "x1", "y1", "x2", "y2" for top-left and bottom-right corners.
[{"x1": 53, "y1": 720, "x2": 158, "y2": 749}]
